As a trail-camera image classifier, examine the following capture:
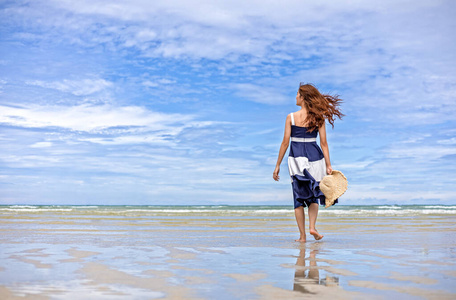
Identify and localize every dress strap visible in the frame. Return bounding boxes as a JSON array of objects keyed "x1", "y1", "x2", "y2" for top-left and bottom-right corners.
[{"x1": 290, "y1": 113, "x2": 295, "y2": 126}]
